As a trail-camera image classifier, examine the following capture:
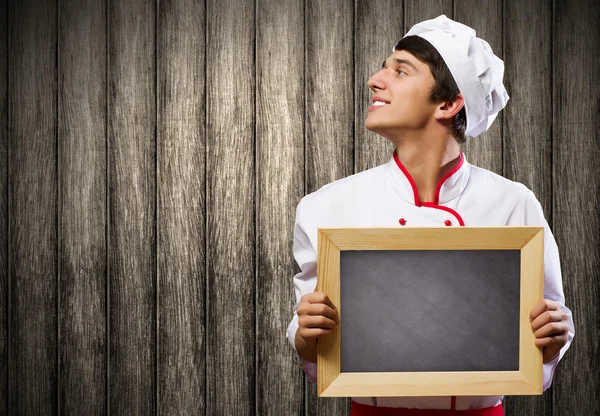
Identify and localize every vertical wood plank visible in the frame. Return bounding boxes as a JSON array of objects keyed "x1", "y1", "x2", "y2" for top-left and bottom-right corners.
[
  {"x1": 58, "y1": 0, "x2": 107, "y2": 414},
  {"x1": 553, "y1": 0, "x2": 600, "y2": 415},
  {"x1": 256, "y1": 0, "x2": 305, "y2": 414},
  {"x1": 305, "y1": 0, "x2": 353, "y2": 414},
  {"x1": 8, "y1": 0, "x2": 58, "y2": 413},
  {"x1": 503, "y1": 0, "x2": 553, "y2": 216},
  {"x1": 108, "y1": 0, "x2": 156, "y2": 413},
  {"x1": 0, "y1": 0, "x2": 7, "y2": 413},
  {"x1": 404, "y1": 0, "x2": 453, "y2": 29},
  {"x1": 157, "y1": 0, "x2": 206, "y2": 413},
  {"x1": 354, "y1": 0, "x2": 401, "y2": 173},
  {"x1": 205, "y1": 0, "x2": 255, "y2": 414},
  {"x1": 305, "y1": 0, "x2": 354, "y2": 190},
  {"x1": 503, "y1": 2, "x2": 553, "y2": 414},
  {"x1": 455, "y1": 0, "x2": 503, "y2": 175}
]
